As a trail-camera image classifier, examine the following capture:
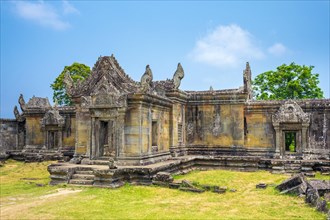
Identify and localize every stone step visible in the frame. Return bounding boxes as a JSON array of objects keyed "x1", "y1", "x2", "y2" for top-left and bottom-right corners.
[
  {"x1": 69, "y1": 179, "x2": 94, "y2": 185},
  {"x1": 72, "y1": 174, "x2": 94, "y2": 180},
  {"x1": 75, "y1": 170, "x2": 94, "y2": 175},
  {"x1": 91, "y1": 160, "x2": 109, "y2": 165}
]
